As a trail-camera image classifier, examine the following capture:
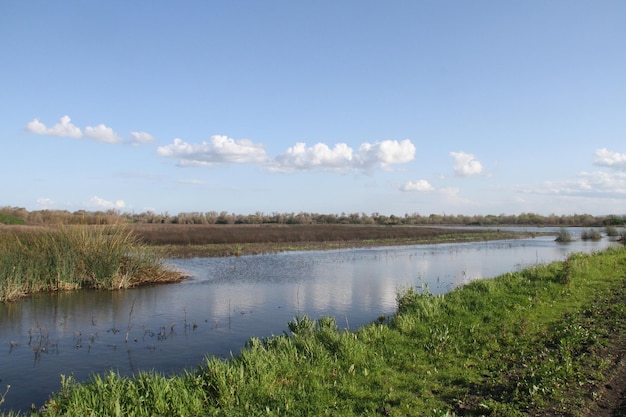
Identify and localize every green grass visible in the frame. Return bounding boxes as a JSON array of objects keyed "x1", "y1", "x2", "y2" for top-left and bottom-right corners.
[
  {"x1": 0, "y1": 213, "x2": 25, "y2": 225},
  {"x1": 0, "y1": 224, "x2": 182, "y2": 302},
  {"x1": 5, "y1": 247, "x2": 626, "y2": 416}
]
